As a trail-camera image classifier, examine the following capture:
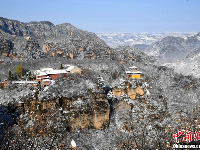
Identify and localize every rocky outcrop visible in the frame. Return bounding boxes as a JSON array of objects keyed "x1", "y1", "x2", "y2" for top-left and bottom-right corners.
[
  {"x1": 13, "y1": 89, "x2": 110, "y2": 137},
  {"x1": 90, "y1": 91, "x2": 110, "y2": 129},
  {"x1": 0, "y1": 36, "x2": 14, "y2": 57},
  {"x1": 62, "y1": 90, "x2": 110, "y2": 130},
  {"x1": 114, "y1": 45, "x2": 157, "y2": 64},
  {"x1": 42, "y1": 43, "x2": 50, "y2": 53},
  {"x1": 112, "y1": 87, "x2": 144, "y2": 99},
  {"x1": 17, "y1": 38, "x2": 45, "y2": 59},
  {"x1": 113, "y1": 87, "x2": 170, "y2": 149}
]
